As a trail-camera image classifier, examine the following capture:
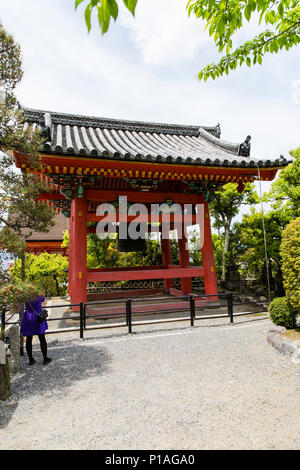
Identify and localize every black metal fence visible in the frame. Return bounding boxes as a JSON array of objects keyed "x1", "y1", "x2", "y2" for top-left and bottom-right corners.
[{"x1": 1, "y1": 291, "x2": 270, "y2": 343}]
